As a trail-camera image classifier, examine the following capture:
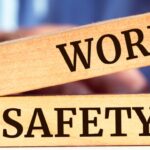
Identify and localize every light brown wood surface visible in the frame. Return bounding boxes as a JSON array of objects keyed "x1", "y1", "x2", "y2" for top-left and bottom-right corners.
[
  {"x1": 0, "y1": 95, "x2": 150, "y2": 146},
  {"x1": 0, "y1": 13, "x2": 149, "y2": 96}
]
